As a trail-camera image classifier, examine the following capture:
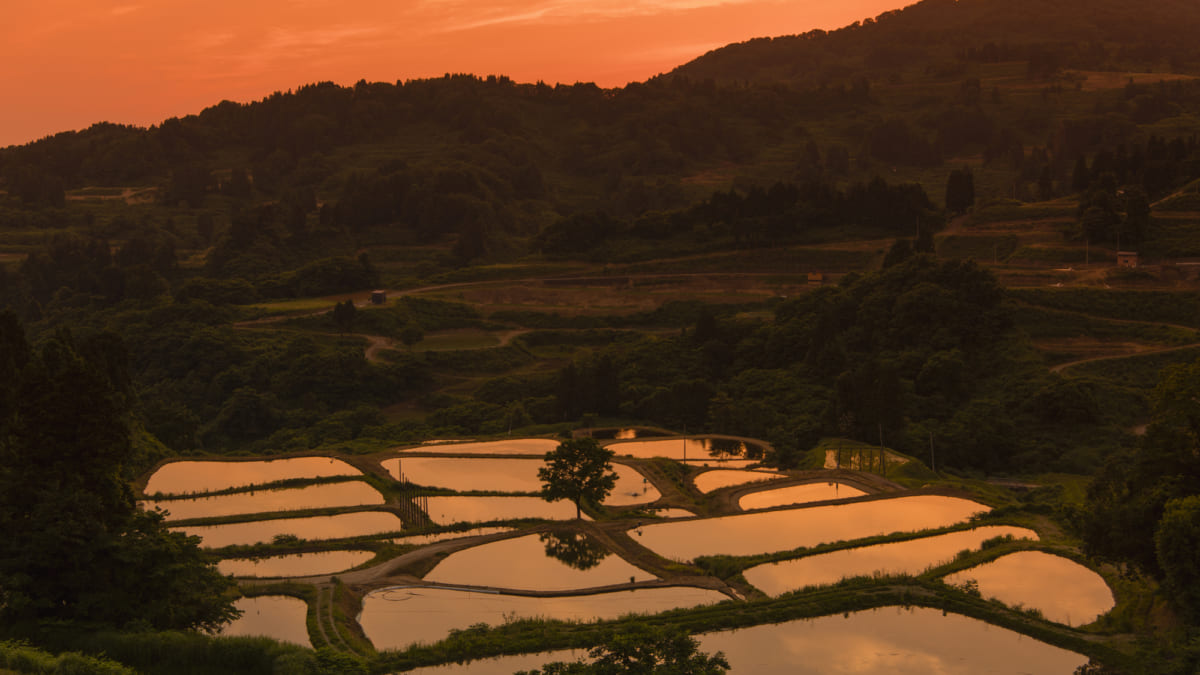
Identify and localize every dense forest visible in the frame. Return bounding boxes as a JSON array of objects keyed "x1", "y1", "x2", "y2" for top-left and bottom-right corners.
[
  {"x1": 674, "y1": 0, "x2": 1200, "y2": 86},
  {"x1": 5, "y1": 0, "x2": 1200, "y2": 671}
]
